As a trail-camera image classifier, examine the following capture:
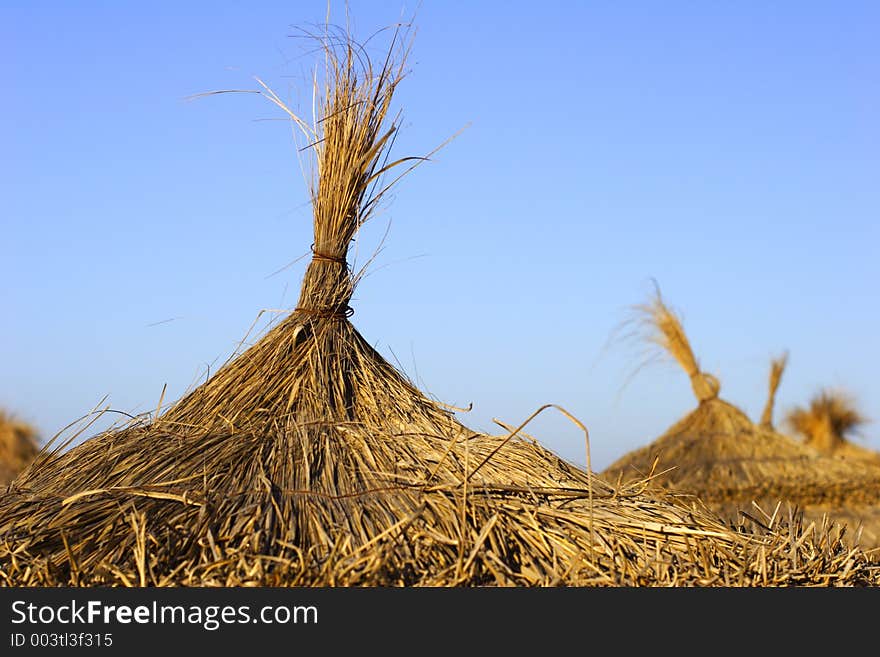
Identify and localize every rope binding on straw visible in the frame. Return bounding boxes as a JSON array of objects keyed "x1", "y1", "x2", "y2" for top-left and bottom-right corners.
[
  {"x1": 690, "y1": 372, "x2": 720, "y2": 403},
  {"x1": 309, "y1": 244, "x2": 348, "y2": 266},
  {"x1": 294, "y1": 244, "x2": 354, "y2": 319},
  {"x1": 295, "y1": 305, "x2": 354, "y2": 320}
]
